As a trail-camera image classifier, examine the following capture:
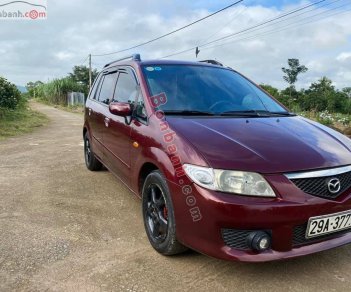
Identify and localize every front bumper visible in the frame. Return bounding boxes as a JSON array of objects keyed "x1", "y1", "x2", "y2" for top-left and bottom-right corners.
[{"x1": 168, "y1": 173, "x2": 351, "y2": 262}]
